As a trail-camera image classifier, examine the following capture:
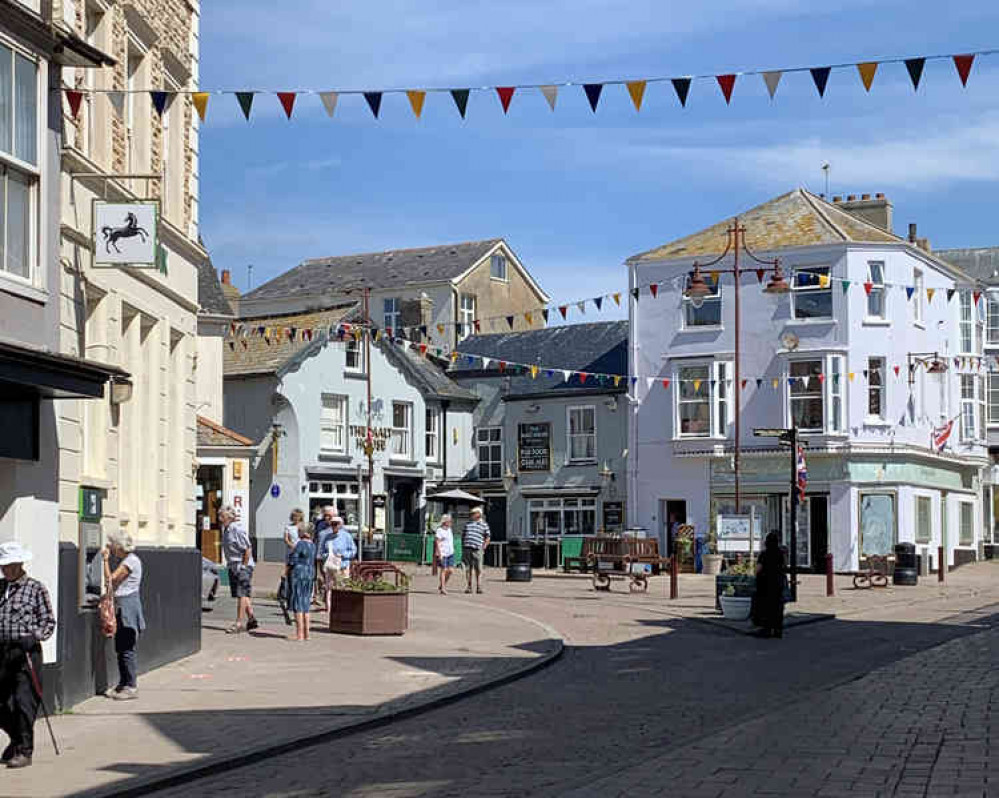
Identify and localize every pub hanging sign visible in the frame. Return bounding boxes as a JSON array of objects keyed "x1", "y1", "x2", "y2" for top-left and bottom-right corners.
[
  {"x1": 92, "y1": 201, "x2": 159, "y2": 268},
  {"x1": 518, "y1": 422, "x2": 551, "y2": 472}
]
